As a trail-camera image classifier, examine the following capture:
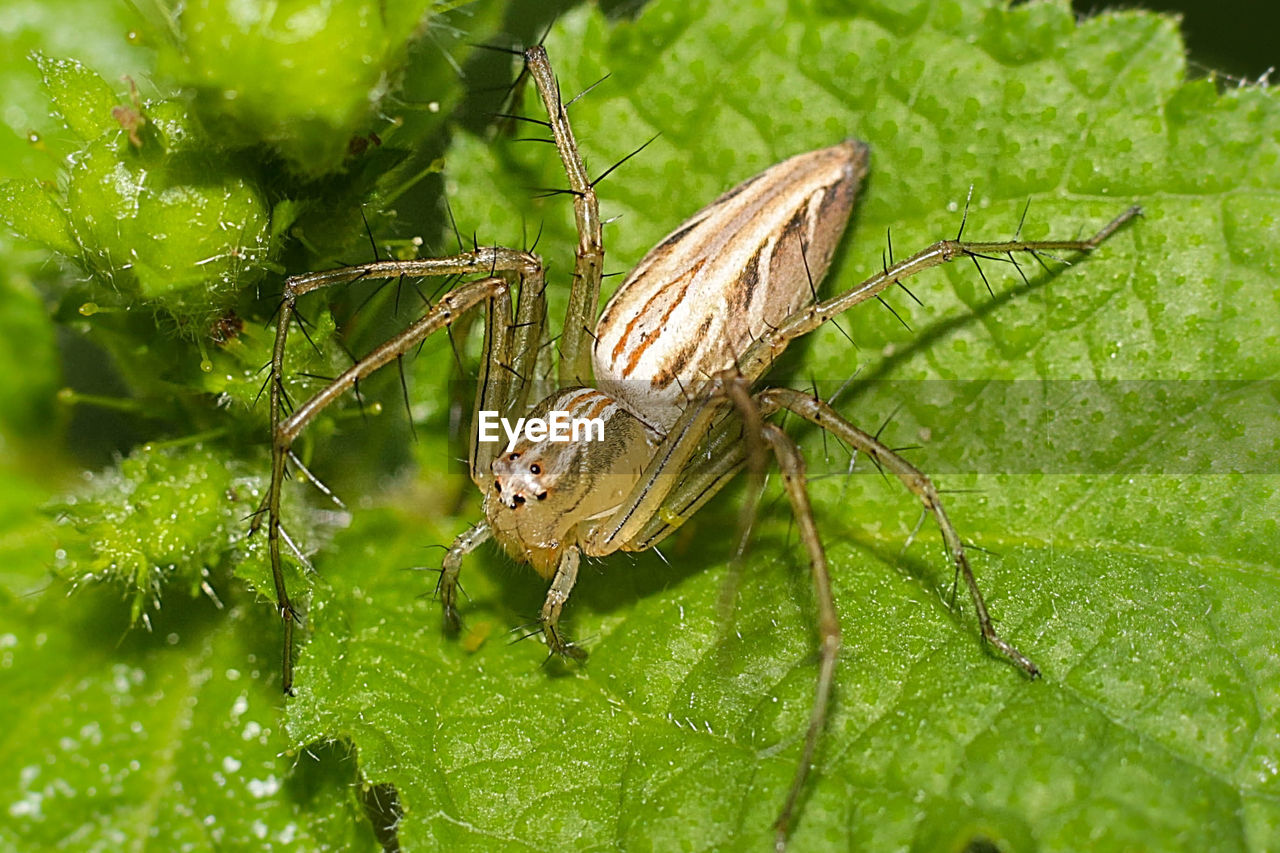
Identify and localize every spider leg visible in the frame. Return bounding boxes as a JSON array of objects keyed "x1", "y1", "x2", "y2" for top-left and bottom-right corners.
[
  {"x1": 266, "y1": 247, "x2": 543, "y2": 693},
  {"x1": 523, "y1": 46, "x2": 604, "y2": 387},
  {"x1": 268, "y1": 277, "x2": 505, "y2": 693},
  {"x1": 583, "y1": 390, "x2": 731, "y2": 554},
  {"x1": 756, "y1": 423, "x2": 840, "y2": 853},
  {"x1": 538, "y1": 546, "x2": 588, "y2": 661},
  {"x1": 758, "y1": 387, "x2": 1040, "y2": 678},
  {"x1": 592, "y1": 206, "x2": 1141, "y2": 560},
  {"x1": 470, "y1": 257, "x2": 547, "y2": 480},
  {"x1": 440, "y1": 521, "x2": 493, "y2": 633},
  {"x1": 613, "y1": 379, "x2": 1039, "y2": 848},
  {"x1": 620, "y1": 378, "x2": 842, "y2": 848},
  {"x1": 599, "y1": 382, "x2": 839, "y2": 850},
  {"x1": 623, "y1": 380, "x2": 1038, "y2": 679},
  {"x1": 733, "y1": 206, "x2": 1142, "y2": 385},
  {"x1": 629, "y1": 410, "x2": 750, "y2": 550}
]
